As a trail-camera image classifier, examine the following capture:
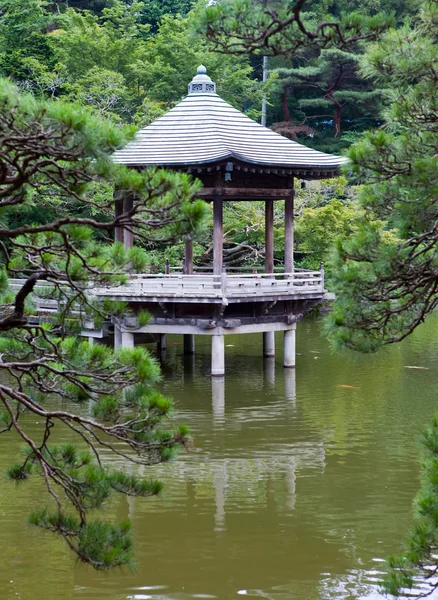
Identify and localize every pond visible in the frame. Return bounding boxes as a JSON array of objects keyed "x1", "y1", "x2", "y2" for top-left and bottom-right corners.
[{"x1": 1, "y1": 314, "x2": 438, "y2": 600}]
